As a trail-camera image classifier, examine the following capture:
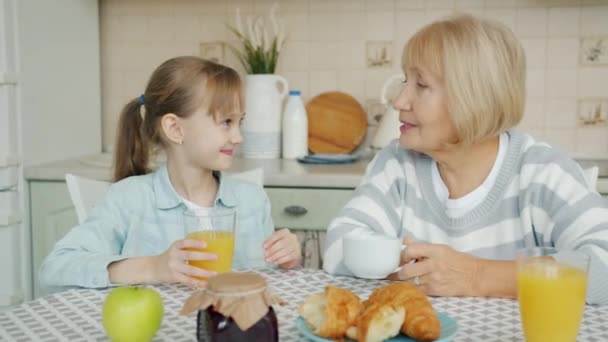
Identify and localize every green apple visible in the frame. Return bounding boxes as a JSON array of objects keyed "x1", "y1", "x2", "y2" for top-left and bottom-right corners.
[{"x1": 102, "y1": 286, "x2": 164, "y2": 342}]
